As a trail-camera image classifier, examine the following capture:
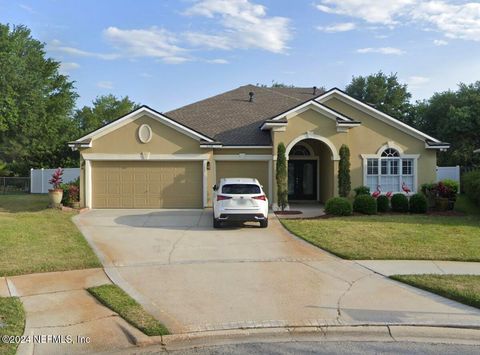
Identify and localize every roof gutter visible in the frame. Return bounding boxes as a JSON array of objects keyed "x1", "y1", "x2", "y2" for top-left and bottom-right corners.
[{"x1": 425, "y1": 140, "x2": 450, "y2": 151}]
